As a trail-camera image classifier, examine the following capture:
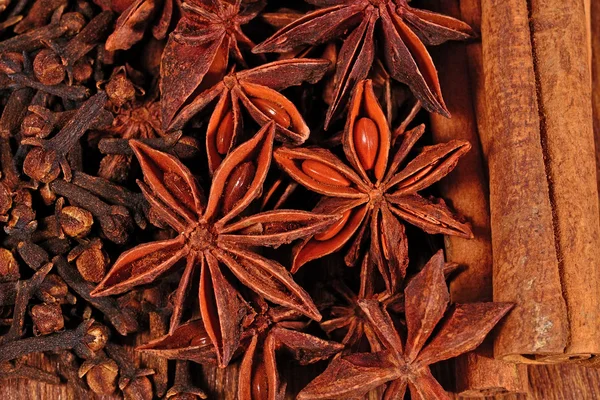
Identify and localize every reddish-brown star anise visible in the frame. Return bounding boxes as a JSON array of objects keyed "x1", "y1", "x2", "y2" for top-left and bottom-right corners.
[
  {"x1": 274, "y1": 80, "x2": 472, "y2": 292},
  {"x1": 318, "y1": 256, "x2": 386, "y2": 354},
  {"x1": 103, "y1": 0, "x2": 178, "y2": 51},
  {"x1": 320, "y1": 254, "x2": 461, "y2": 355},
  {"x1": 168, "y1": 59, "x2": 330, "y2": 174},
  {"x1": 140, "y1": 294, "x2": 344, "y2": 400},
  {"x1": 137, "y1": 318, "x2": 218, "y2": 365},
  {"x1": 297, "y1": 251, "x2": 512, "y2": 400},
  {"x1": 253, "y1": 0, "x2": 474, "y2": 127},
  {"x1": 160, "y1": 0, "x2": 265, "y2": 129},
  {"x1": 91, "y1": 122, "x2": 340, "y2": 367},
  {"x1": 237, "y1": 297, "x2": 343, "y2": 400}
]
